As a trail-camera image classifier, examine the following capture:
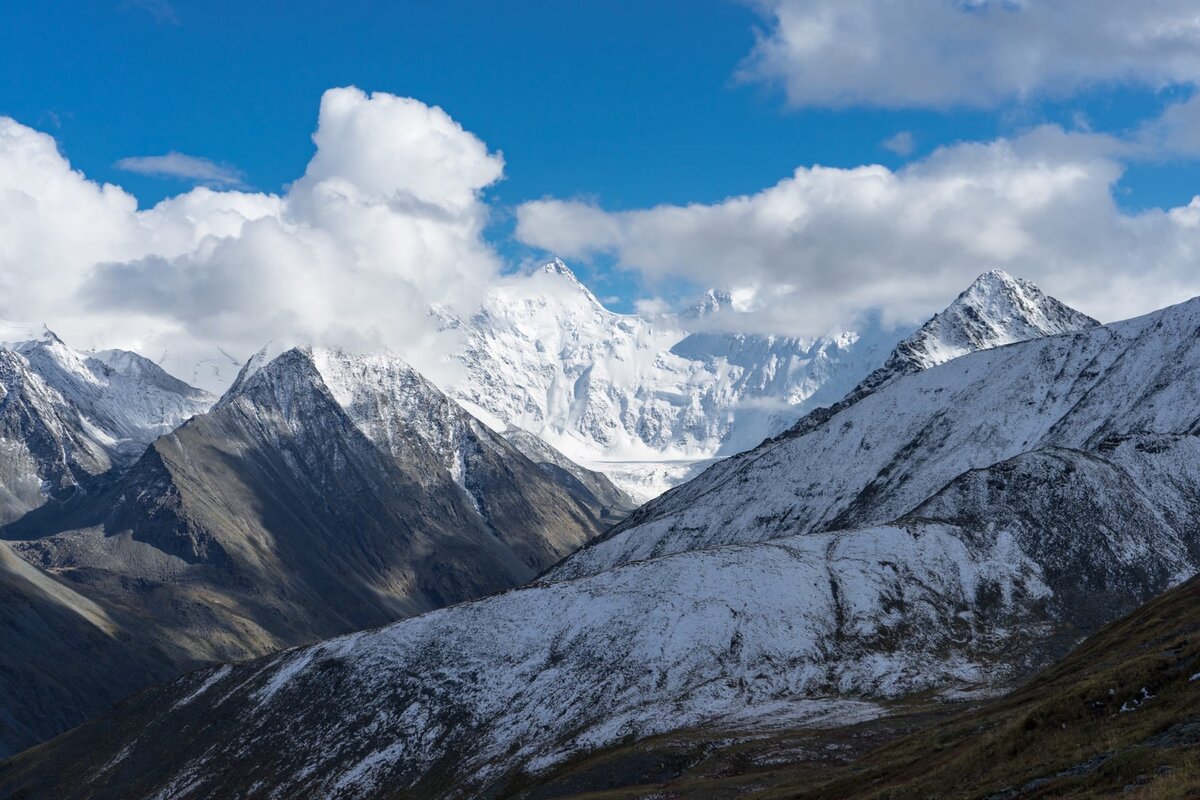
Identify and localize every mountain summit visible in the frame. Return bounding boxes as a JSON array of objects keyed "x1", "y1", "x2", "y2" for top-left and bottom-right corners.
[{"x1": 891, "y1": 269, "x2": 1099, "y2": 373}]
